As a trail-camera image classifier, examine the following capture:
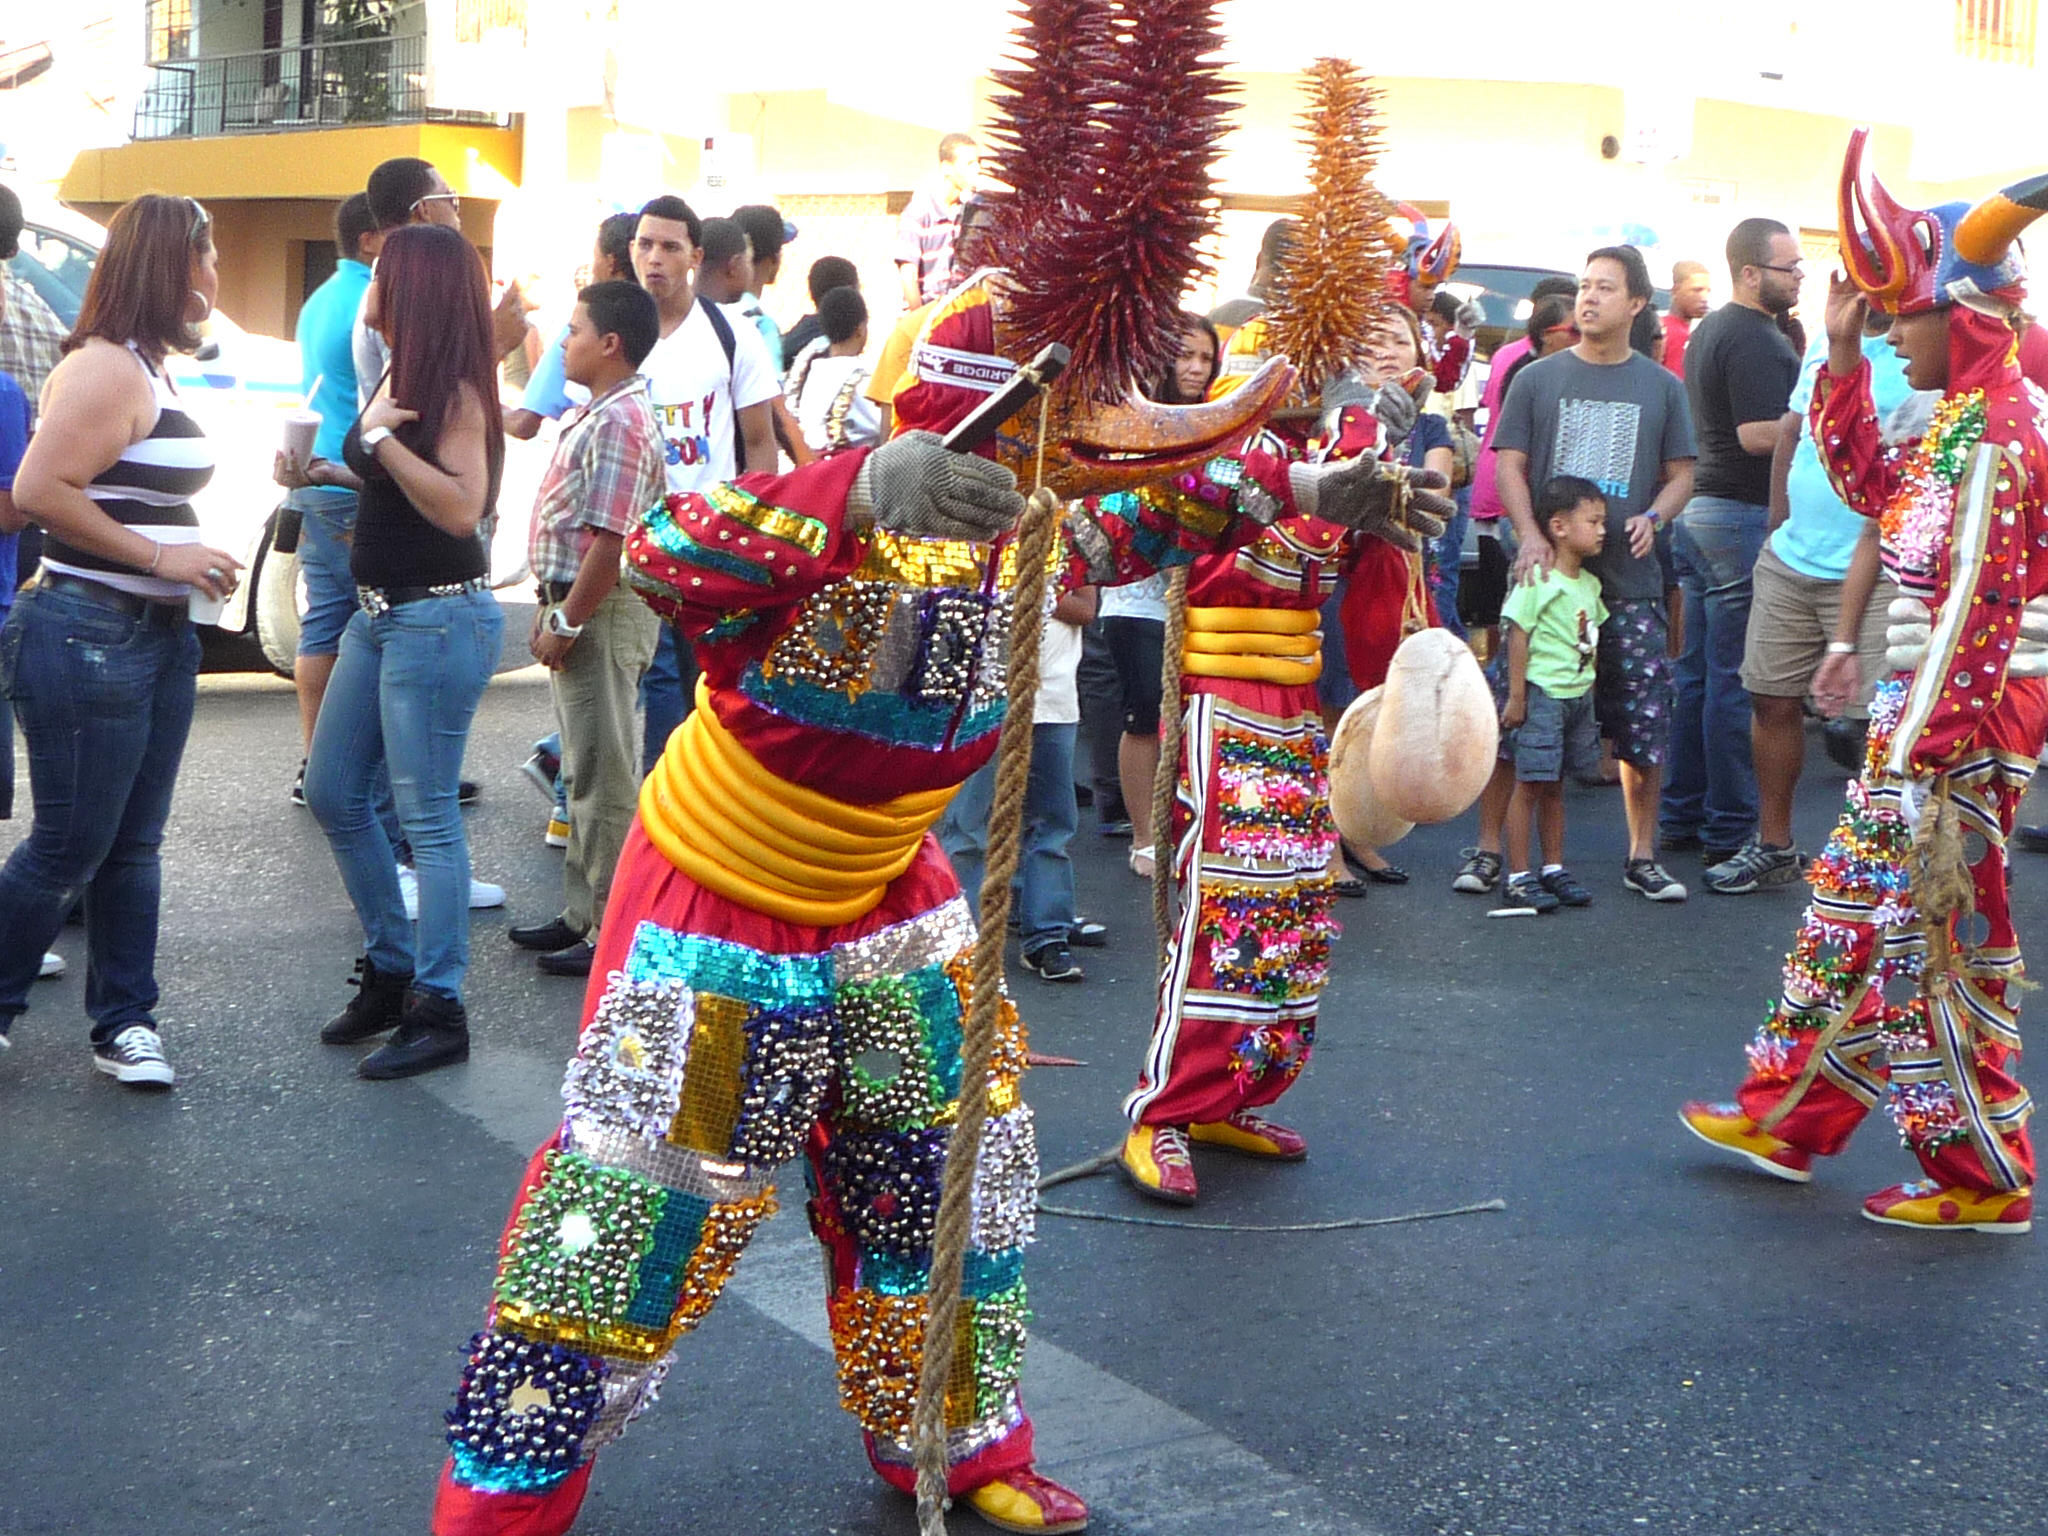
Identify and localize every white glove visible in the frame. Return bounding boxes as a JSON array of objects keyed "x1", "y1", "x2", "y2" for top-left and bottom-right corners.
[
  {"x1": 1455, "y1": 299, "x2": 1485, "y2": 340},
  {"x1": 1897, "y1": 777, "x2": 1932, "y2": 835},
  {"x1": 847, "y1": 431, "x2": 1024, "y2": 541}
]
